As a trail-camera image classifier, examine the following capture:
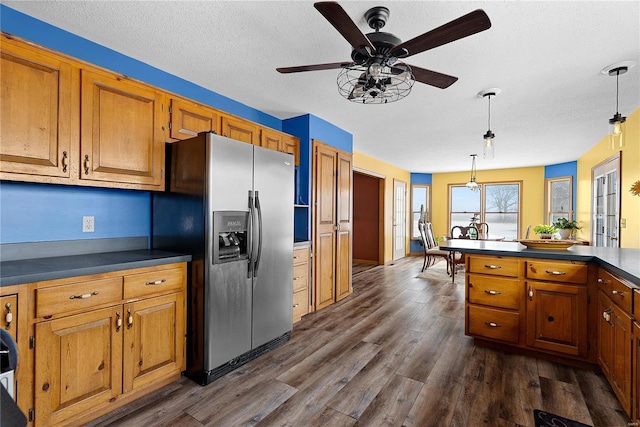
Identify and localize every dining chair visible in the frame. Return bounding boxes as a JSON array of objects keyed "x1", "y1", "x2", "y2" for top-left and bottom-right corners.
[
  {"x1": 451, "y1": 225, "x2": 479, "y2": 240},
  {"x1": 476, "y1": 222, "x2": 489, "y2": 239},
  {"x1": 424, "y1": 222, "x2": 450, "y2": 273}
]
